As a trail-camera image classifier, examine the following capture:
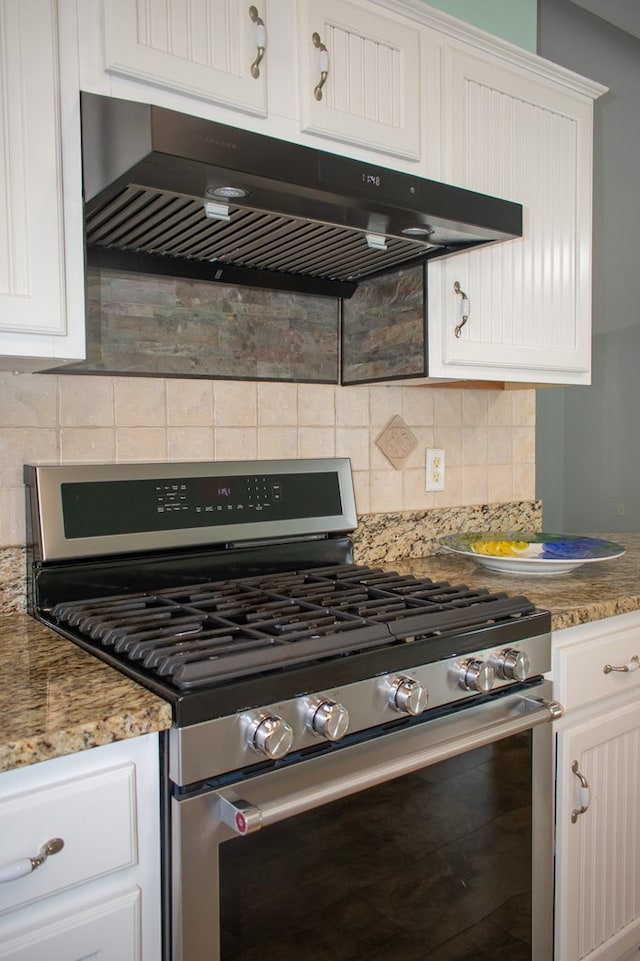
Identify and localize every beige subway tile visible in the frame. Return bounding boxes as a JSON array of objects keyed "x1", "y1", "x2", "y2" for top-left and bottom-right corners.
[
  {"x1": 116, "y1": 428, "x2": 166, "y2": 462},
  {"x1": 0, "y1": 371, "x2": 57, "y2": 427},
  {"x1": 513, "y1": 427, "x2": 536, "y2": 464},
  {"x1": 114, "y1": 377, "x2": 166, "y2": 427},
  {"x1": 438, "y1": 465, "x2": 463, "y2": 507},
  {"x1": 167, "y1": 379, "x2": 214, "y2": 426},
  {"x1": 335, "y1": 385, "x2": 369, "y2": 426},
  {"x1": 59, "y1": 375, "x2": 114, "y2": 427},
  {"x1": 214, "y1": 381, "x2": 258, "y2": 426},
  {"x1": 462, "y1": 426, "x2": 488, "y2": 466},
  {"x1": 298, "y1": 428, "x2": 335, "y2": 458},
  {"x1": 214, "y1": 427, "x2": 258, "y2": 460},
  {"x1": 433, "y1": 427, "x2": 462, "y2": 467},
  {"x1": 512, "y1": 389, "x2": 536, "y2": 427},
  {"x1": 487, "y1": 390, "x2": 513, "y2": 426},
  {"x1": 61, "y1": 428, "x2": 116, "y2": 463},
  {"x1": 462, "y1": 465, "x2": 489, "y2": 505},
  {"x1": 336, "y1": 428, "x2": 370, "y2": 471},
  {"x1": 433, "y1": 388, "x2": 462, "y2": 426},
  {"x1": 403, "y1": 469, "x2": 436, "y2": 511},
  {"x1": 369, "y1": 385, "x2": 403, "y2": 428},
  {"x1": 488, "y1": 464, "x2": 514, "y2": 504},
  {"x1": 258, "y1": 383, "x2": 298, "y2": 427},
  {"x1": 0, "y1": 429, "x2": 58, "y2": 486},
  {"x1": 168, "y1": 427, "x2": 214, "y2": 461},
  {"x1": 370, "y1": 469, "x2": 404, "y2": 513},
  {"x1": 488, "y1": 427, "x2": 513, "y2": 465},
  {"x1": 0, "y1": 486, "x2": 26, "y2": 546},
  {"x1": 402, "y1": 386, "x2": 435, "y2": 427},
  {"x1": 257, "y1": 428, "x2": 298, "y2": 459},
  {"x1": 351, "y1": 470, "x2": 370, "y2": 515},
  {"x1": 298, "y1": 384, "x2": 335, "y2": 426},
  {"x1": 462, "y1": 389, "x2": 489, "y2": 426},
  {"x1": 513, "y1": 464, "x2": 536, "y2": 501}
]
